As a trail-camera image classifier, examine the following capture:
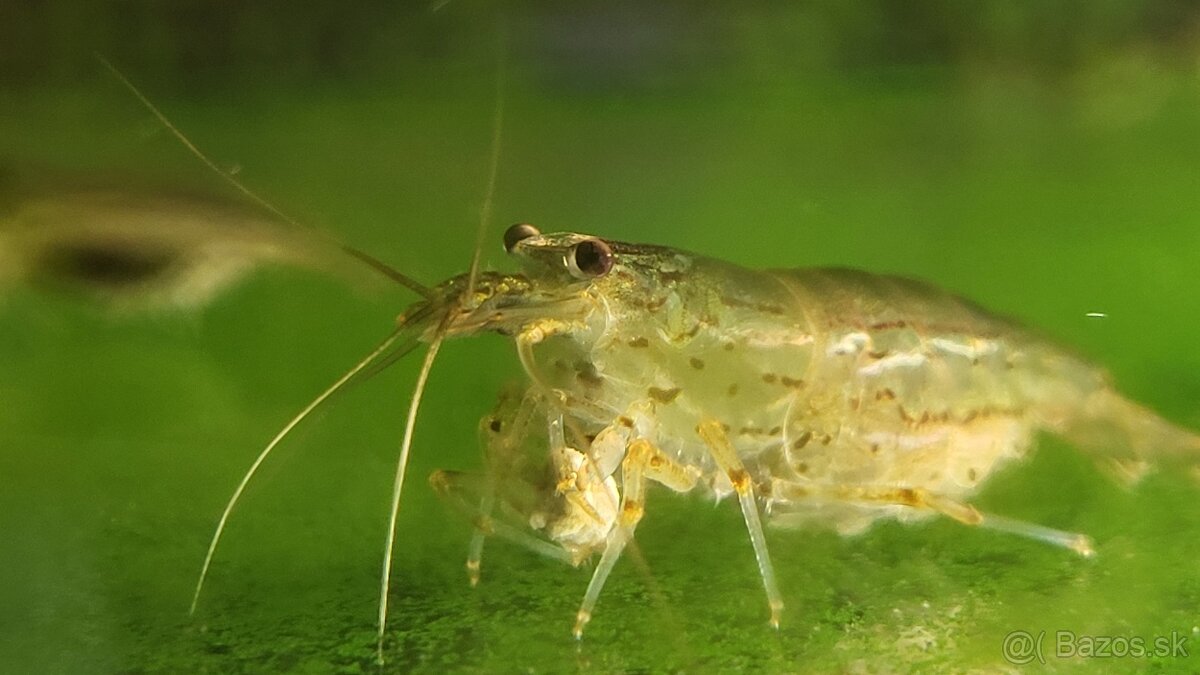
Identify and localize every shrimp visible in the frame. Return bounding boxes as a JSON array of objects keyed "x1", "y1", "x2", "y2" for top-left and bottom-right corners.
[
  {"x1": 200, "y1": 220, "x2": 1200, "y2": 655},
  {"x1": 97, "y1": 54, "x2": 1200, "y2": 664},
  {"x1": 412, "y1": 226, "x2": 1200, "y2": 640}
]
